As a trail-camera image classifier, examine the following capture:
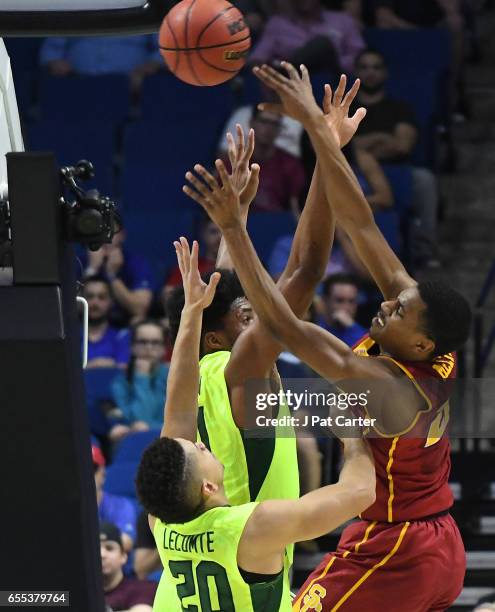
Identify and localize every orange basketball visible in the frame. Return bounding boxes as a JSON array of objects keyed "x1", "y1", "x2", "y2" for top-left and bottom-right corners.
[{"x1": 159, "y1": 0, "x2": 251, "y2": 87}]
